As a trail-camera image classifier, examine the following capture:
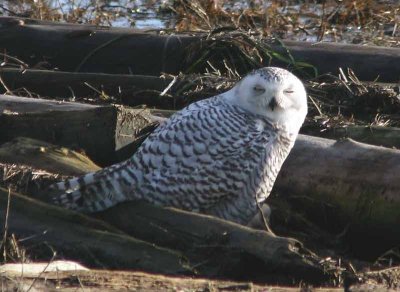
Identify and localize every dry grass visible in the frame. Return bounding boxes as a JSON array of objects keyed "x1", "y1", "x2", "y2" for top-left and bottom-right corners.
[
  {"x1": 1, "y1": 1, "x2": 399, "y2": 46},
  {"x1": 172, "y1": 0, "x2": 400, "y2": 47},
  {"x1": 0, "y1": 188, "x2": 27, "y2": 267},
  {"x1": 0, "y1": 163, "x2": 64, "y2": 195},
  {"x1": 0, "y1": 0, "x2": 137, "y2": 26},
  {"x1": 182, "y1": 29, "x2": 318, "y2": 78},
  {"x1": 306, "y1": 71, "x2": 400, "y2": 130}
]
